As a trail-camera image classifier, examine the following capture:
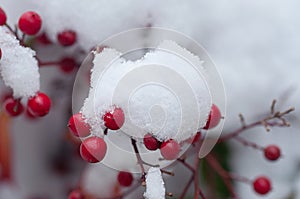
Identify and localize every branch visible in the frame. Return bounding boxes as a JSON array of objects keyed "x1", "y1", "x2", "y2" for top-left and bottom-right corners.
[
  {"x1": 219, "y1": 100, "x2": 294, "y2": 142},
  {"x1": 131, "y1": 138, "x2": 146, "y2": 181}
]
